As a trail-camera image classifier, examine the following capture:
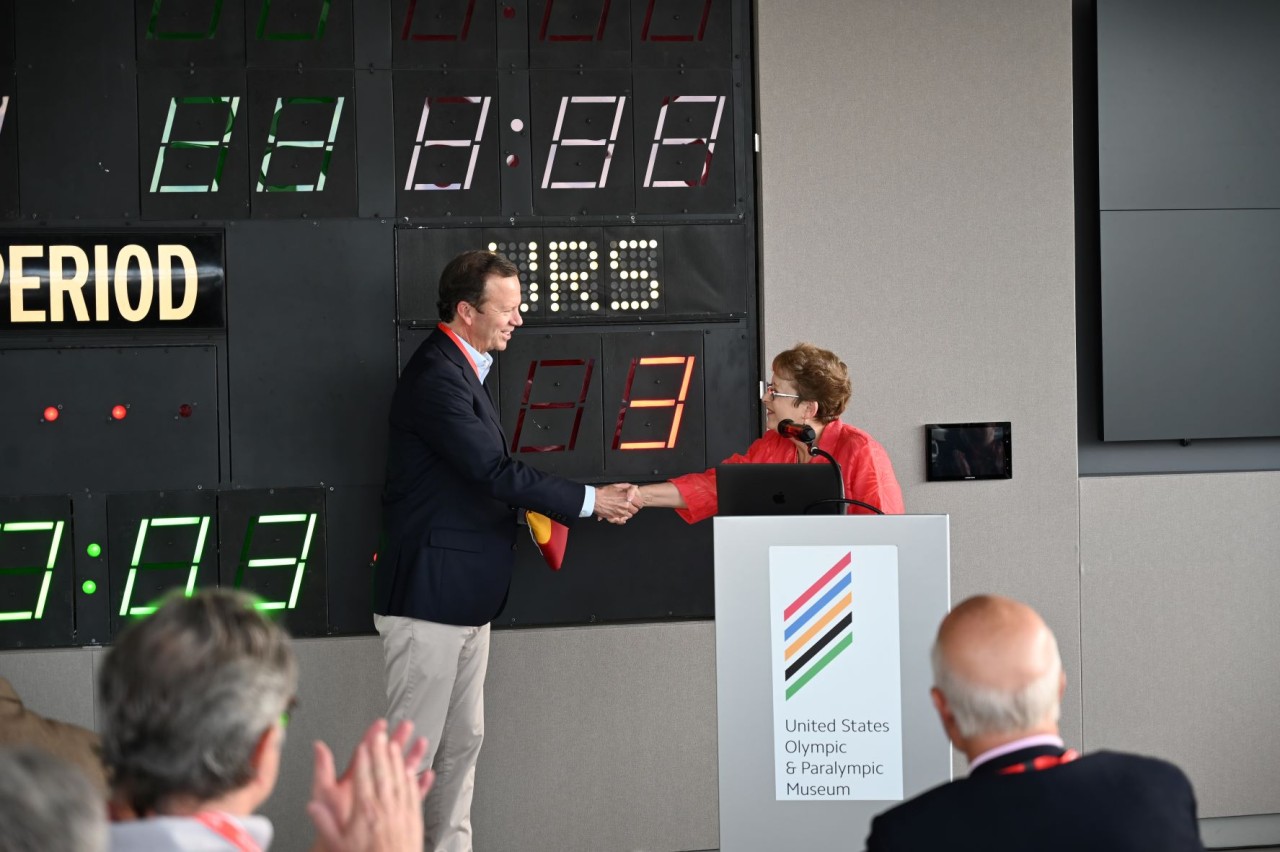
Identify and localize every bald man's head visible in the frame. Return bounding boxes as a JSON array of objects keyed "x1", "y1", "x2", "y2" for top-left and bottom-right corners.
[{"x1": 930, "y1": 595, "x2": 1064, "y2": 744}]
